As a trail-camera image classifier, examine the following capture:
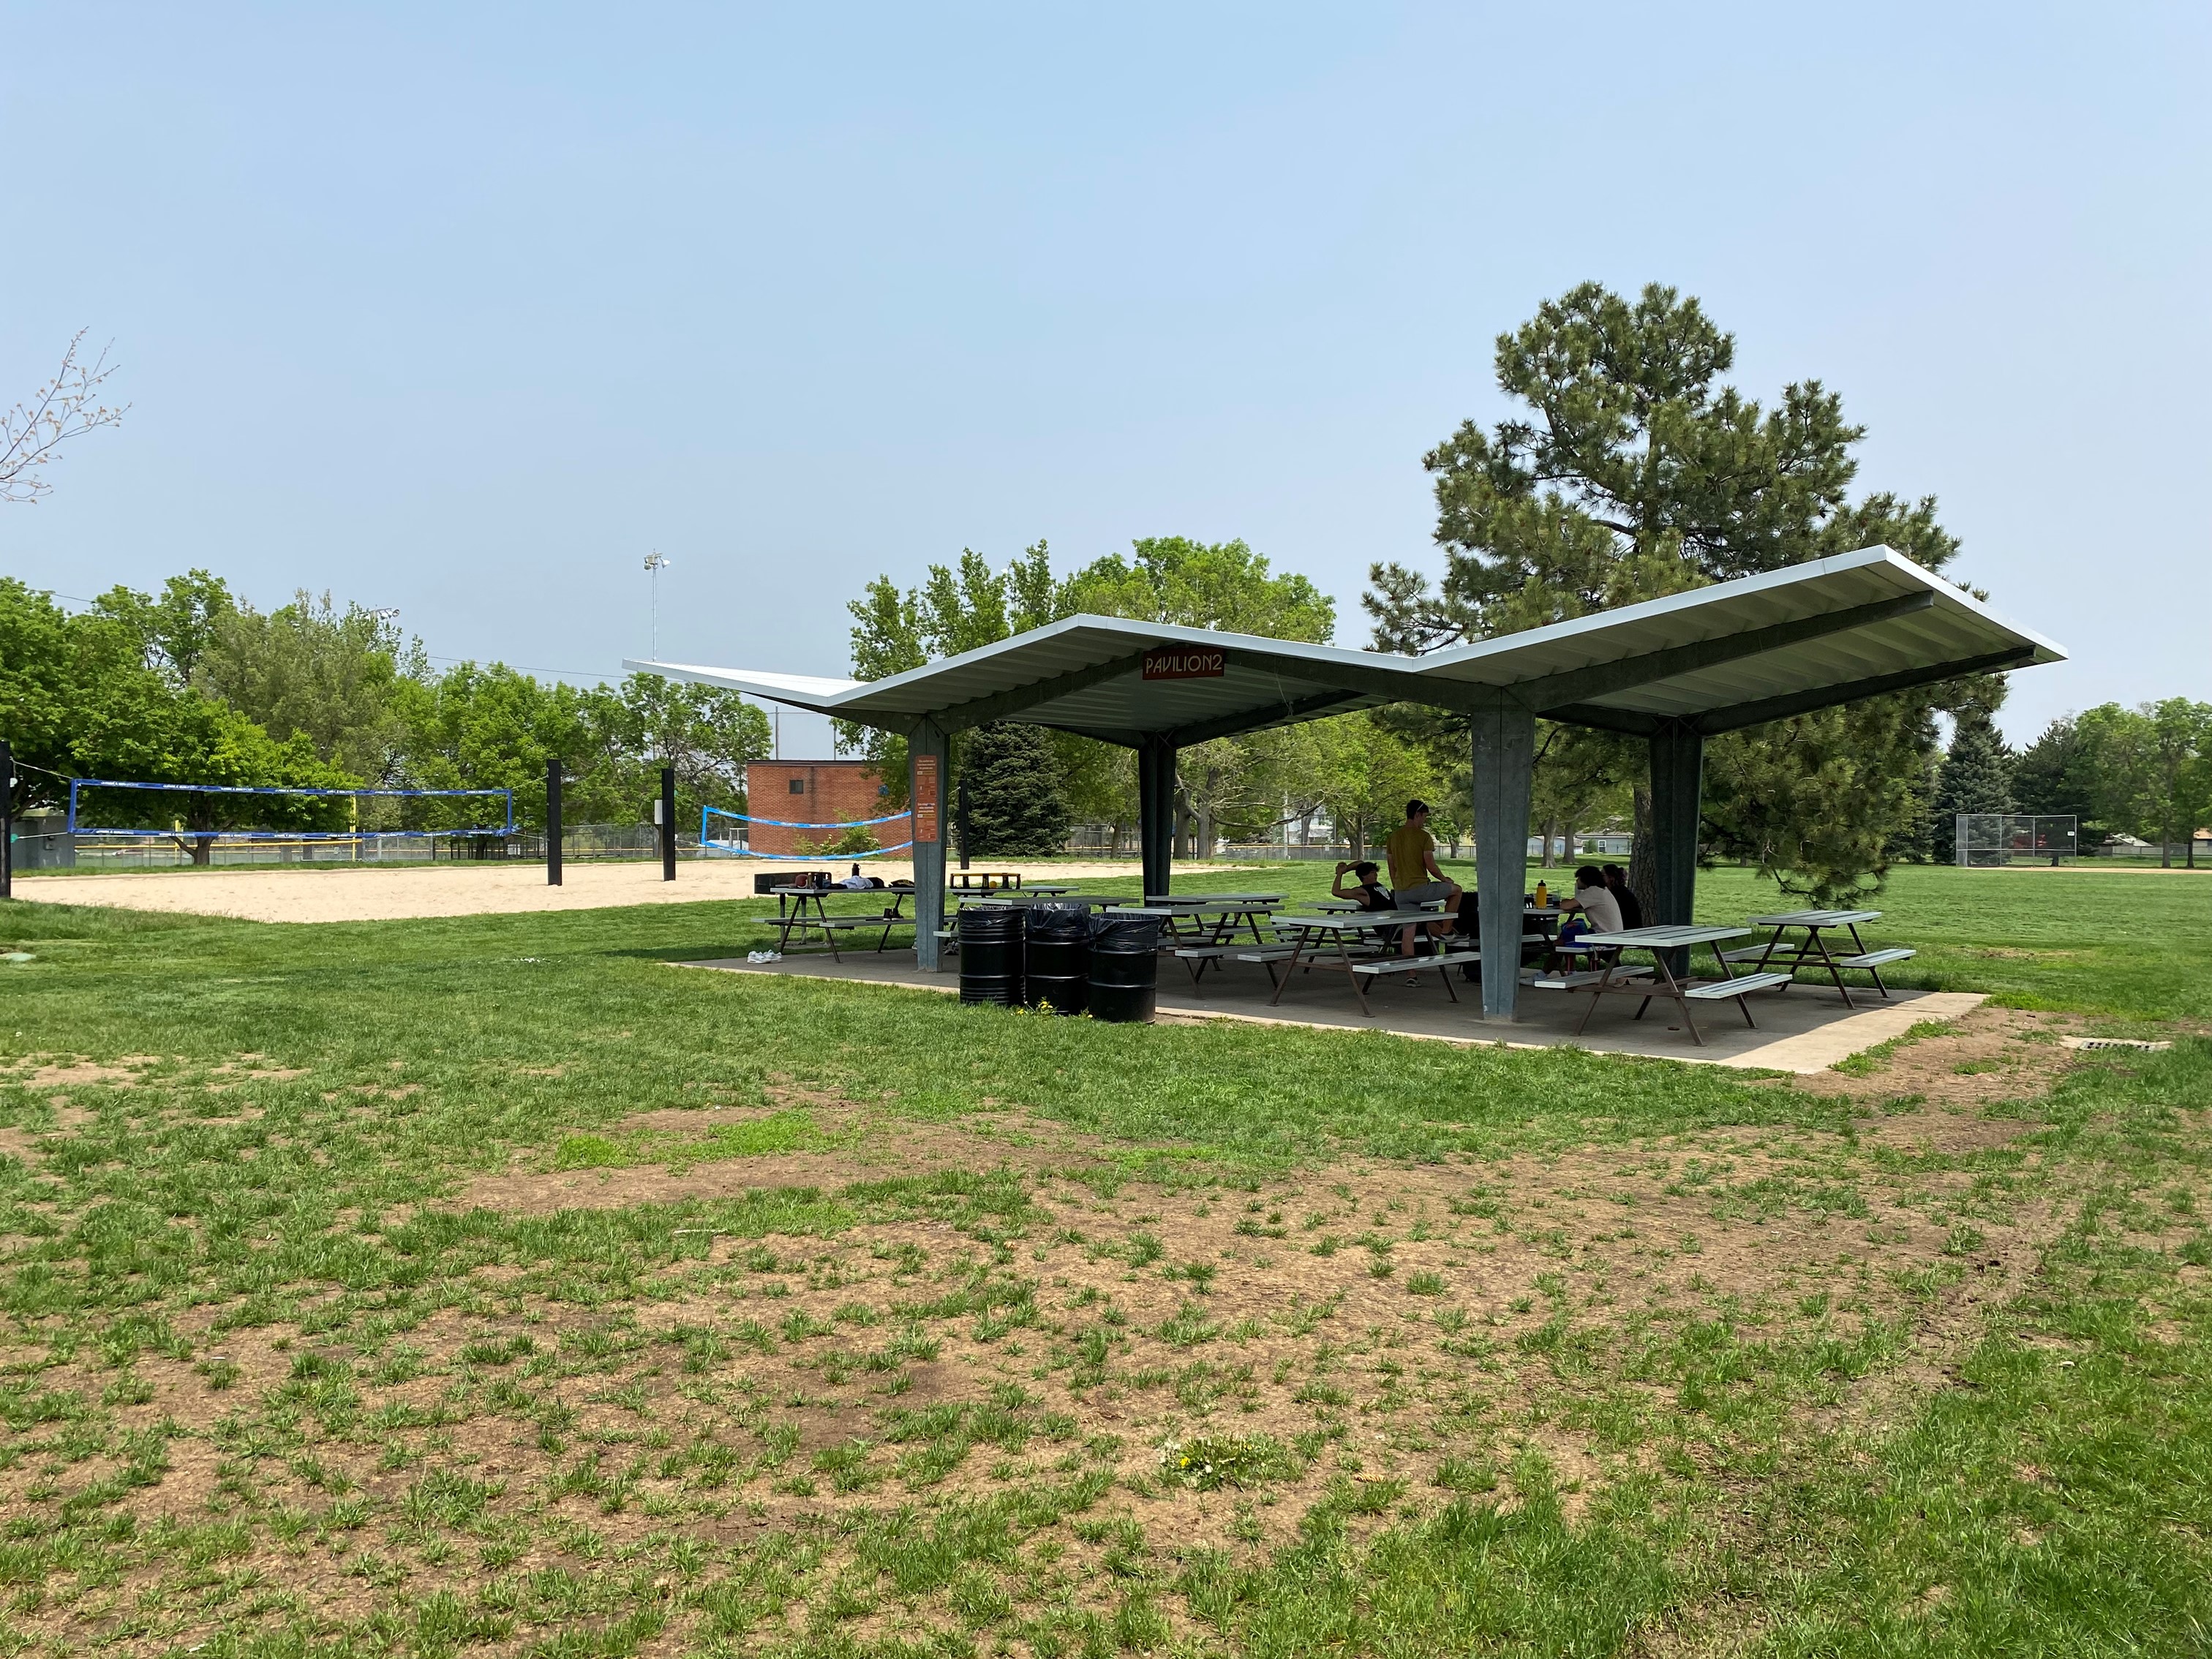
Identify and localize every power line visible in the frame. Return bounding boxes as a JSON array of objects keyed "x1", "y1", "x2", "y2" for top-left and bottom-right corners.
[{"x1": 421, "y1": 652, "x2": 615, "y2": 682}]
